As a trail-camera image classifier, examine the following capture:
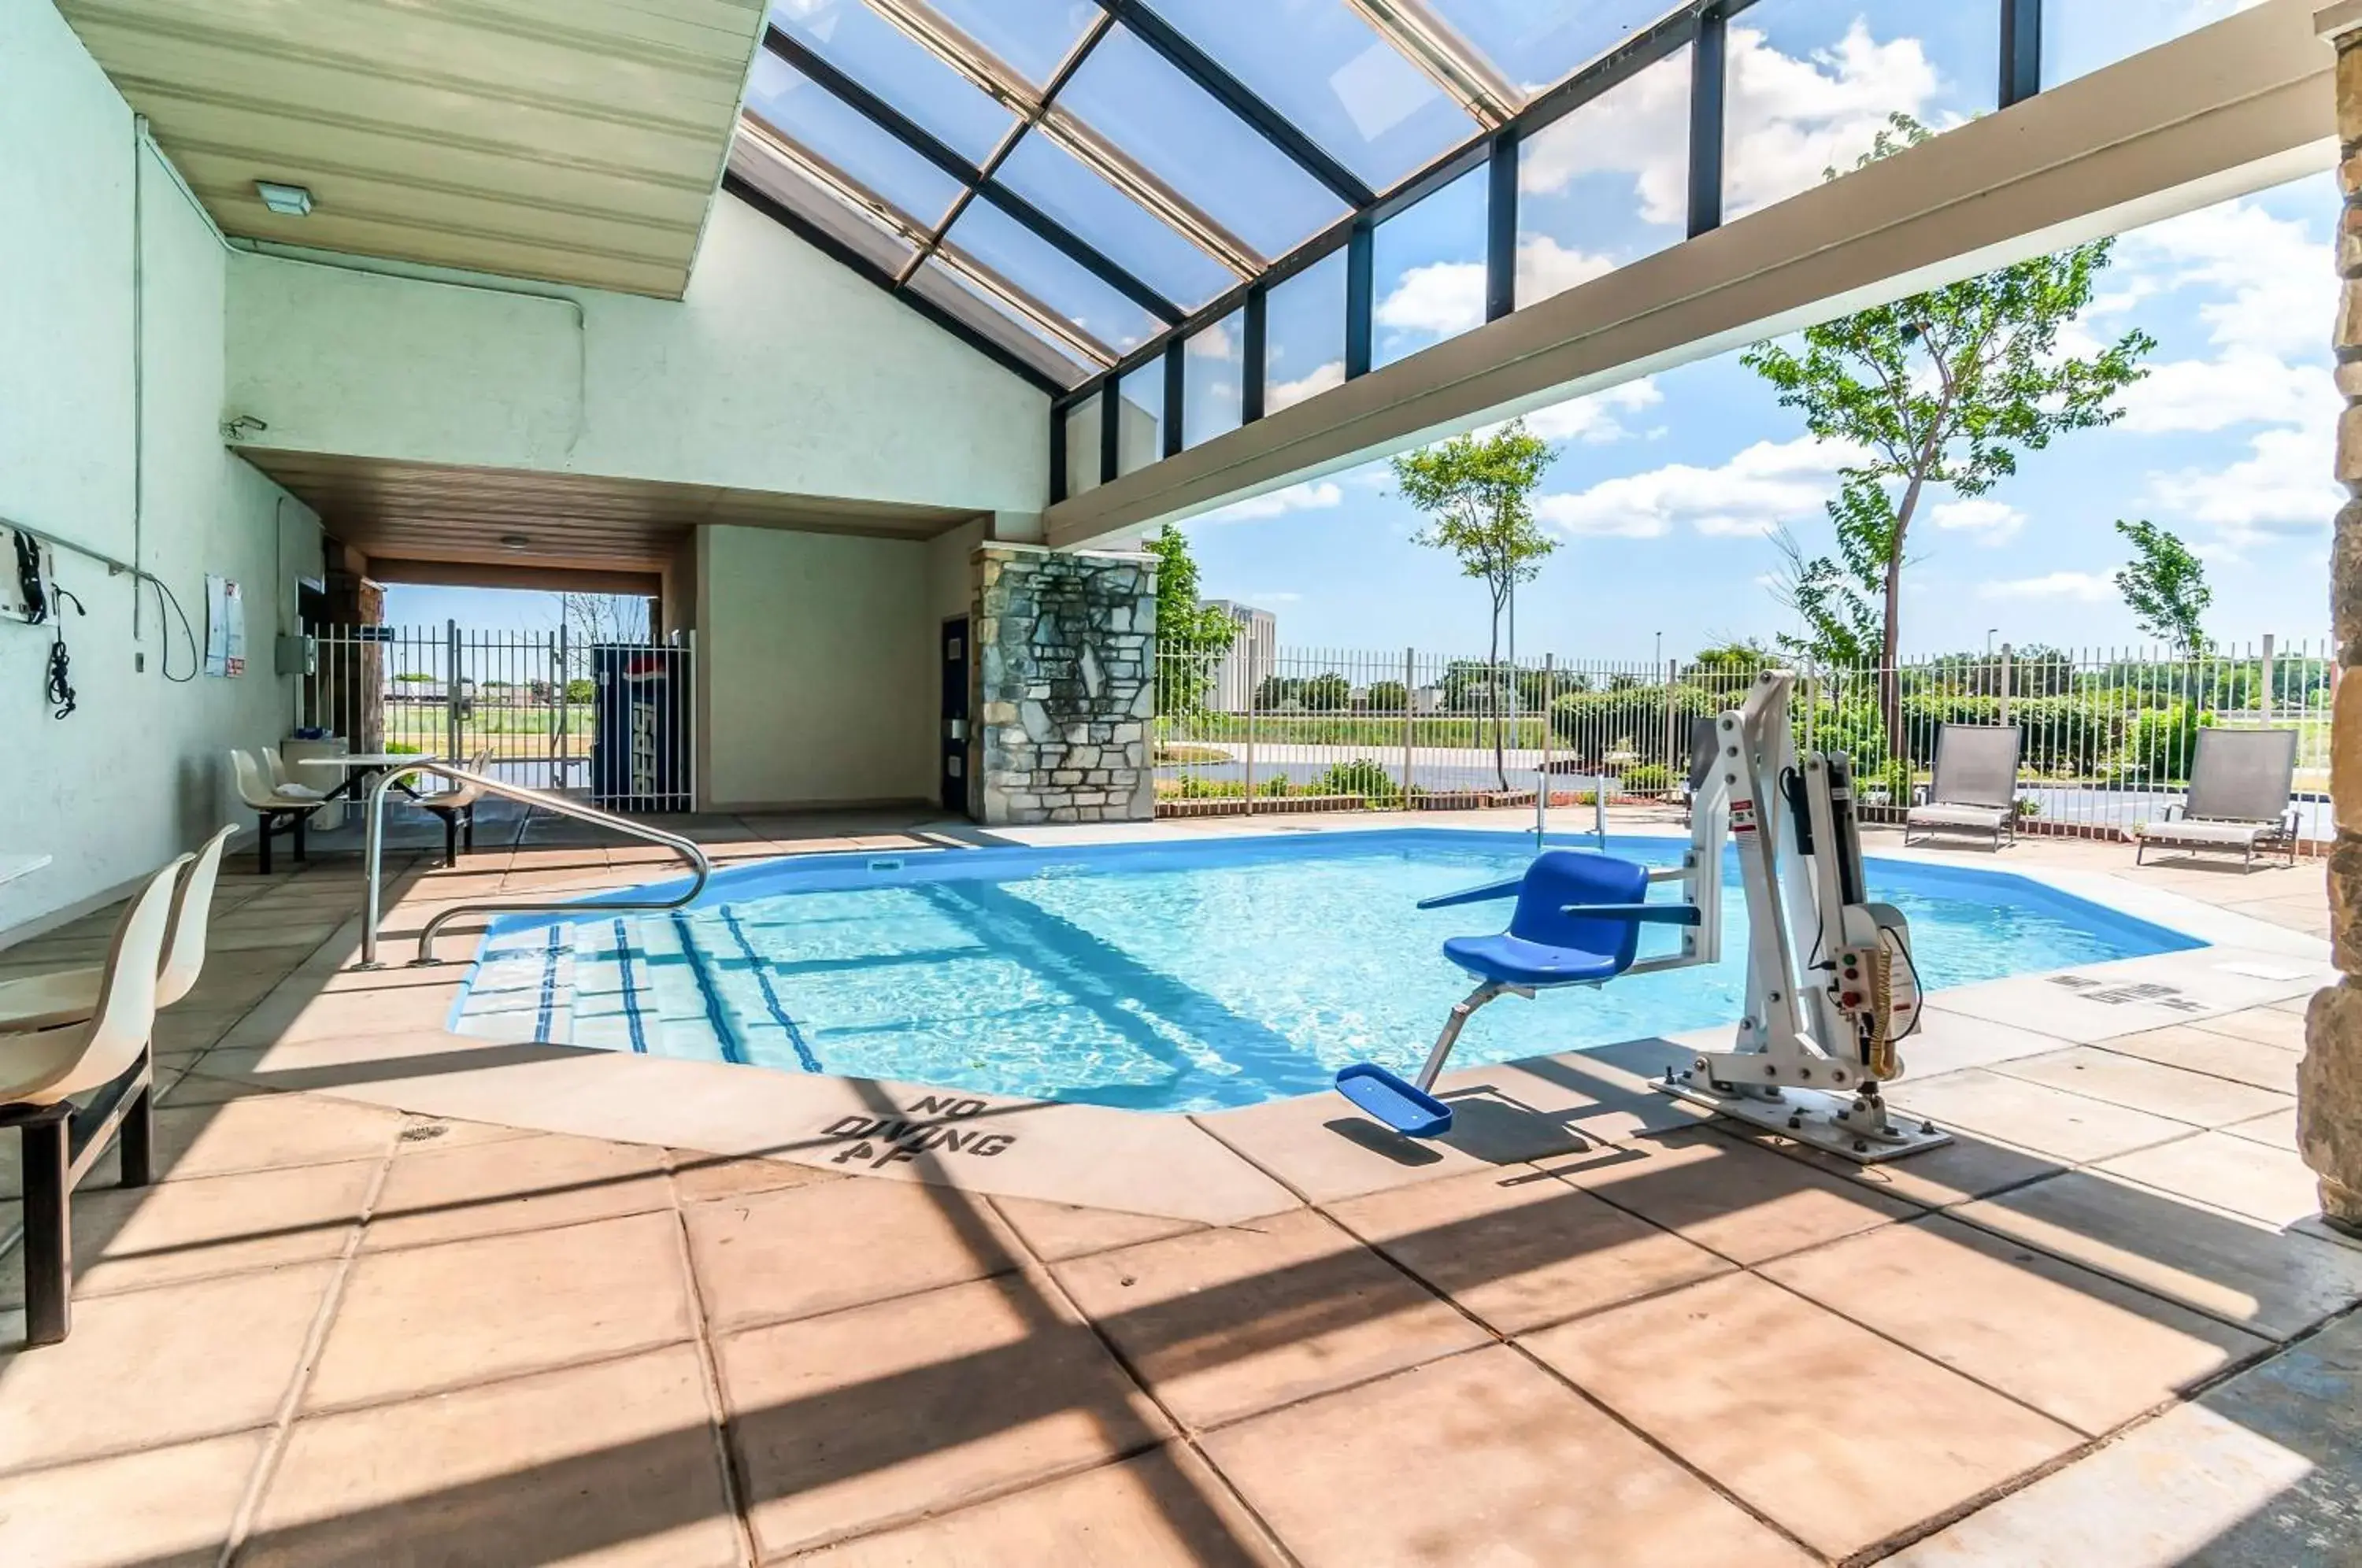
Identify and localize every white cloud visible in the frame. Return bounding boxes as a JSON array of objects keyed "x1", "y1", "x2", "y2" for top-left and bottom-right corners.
[
  {"x1": 1533, "y1": 436, "x2": 1864, "y2": 541},
  {"x1": 2112, "y1": 198, "x2": 2334, "y2": 361},
  {"x1": 1478, "y1": 379, "x2": 1665, "y2": 447},
  {"x1": 1979, "y1": 571, "x2": 2115, "y2": 602},
  {"x1": 1198, "y1": 480, "x2": 1344, "y2": 523},
  {"x1": 1375, "y1": 237, "x2": 1617, "y2": 342},
  {"x1": 1268, "y1": 359, "x2": 1343, "y2": 412},
  {"x1": 1520, "y1": 20, "x2": 1948, "y2": 227},
  {"x1": 1184, "y1": 321, "x2": 1236, "y2": 360},
  {"x1": 1928, "y1": 499, "x2": 2024, "y2": 544},
  {"x1": 2148, "y1": 420, "x2": 2339, "y2": 544},
  {"x1": 2116, "y1": 353, "x2": 2332, "y2": 435}
]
